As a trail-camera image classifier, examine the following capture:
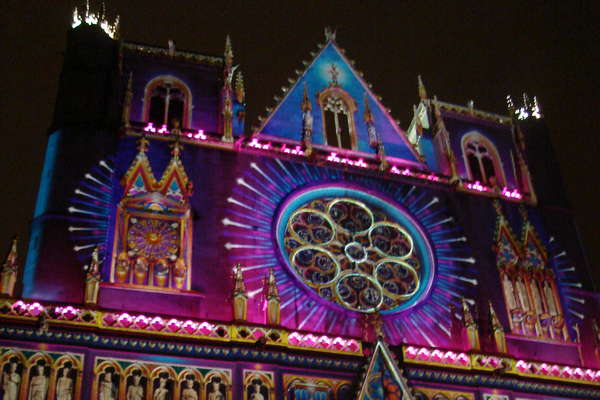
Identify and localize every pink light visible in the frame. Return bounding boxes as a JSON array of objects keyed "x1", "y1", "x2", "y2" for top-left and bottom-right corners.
[
  {"x1": 303, "y1": 334, "x2": 317, "y2": 347},
  {"x1": 194, "y1": 129, "x2": 207, "y2": 140},
  {"x1": 134, "y1": 315, "x2": 149, "y2": 329},
  {"x1": 327, "y1": 152, "x2": 369, "y2": 168},
  {"x1": 416, "y1": 348, "x2": 430, "y2": 360},
  {"x1": 466, "y1": 181, "x2": 489, "y2": 192},
  {"x1": 501, "y1": 187, "x2": 522, "y2": 199},
  {"x1": 28, "y1": 302, "x2": 44, "y2": 317},
  {"x1": 443, "y1": 351, "x2": 457, "y2": 363},
  {"x1": 332, "y1": 337, "x2": 346, "y2": 350},
  {"x1": 197, "y1": 321, "x2": 214, "y2": 335},
  {"x1": 150, "y1": 316, "x2": 165, "y2": 331},
  {"x1": 167, "y1": 318, "x2": 182, "y2": 332},
  {"x1": 457, "y1": 353, "x2": 470, "y2": 366},
  {"x1": 318, "y1": 335, "x2": 332, "y2": 348},
  {"x1": 280, "y1": 144, "x2": 305, "y2": 156},
  {"x1": 182, "y1": 320, "x2": 197, "y2": 334},
  {"x1": 61, "y1": 306, "x2": 78, "y2": 320},
  {"x1": 118, "y1": 313, "x2": 133, "y2": 327},
  {"x1": 12, "y1": 300, "x2": 26, "y2": 314},
  {"x1": 103, "y1": 313, "x2": 116, "y2": 325},
  {"x1": 346, "y1": 339, "x2": 360, "y2": 352},
  {"x1": 158, "y1": 124, "x2": 169, "y2": 134},
  {"x1": 143, "y1": 122, "x2": 157, "y2": 133},
  {"x1": 288, "y1": 332, "x2": 301, "y2": 346},
  {"x1": 431, "y1": 349, "x2": 444, "y2": 362},
  {"x1": 405, "y1": 346, "x2": 418, "y2": 359},
  {"x1": 563, "y1": 366, "x2": 574, "y2": 378},
  {"x1": 516, "y1": 360, "x2": 530, "y2": 372},
  {"x1": 248, "y1": 138, "x2": 272, "y2": 150}
]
